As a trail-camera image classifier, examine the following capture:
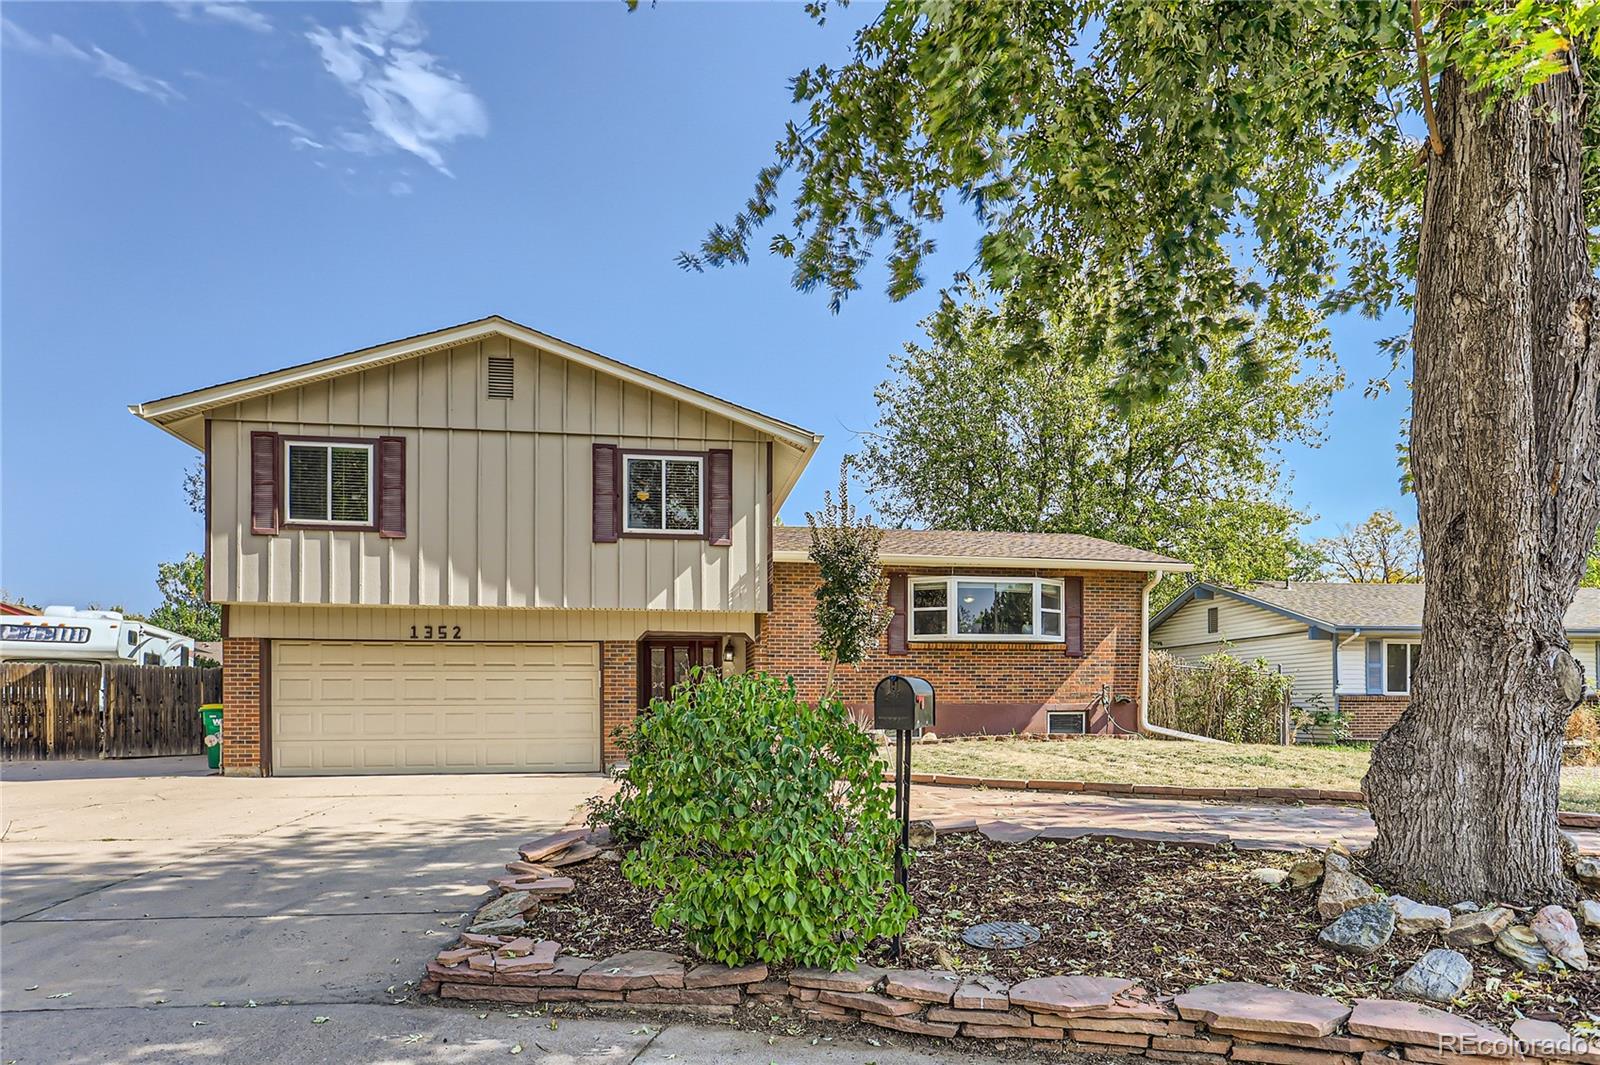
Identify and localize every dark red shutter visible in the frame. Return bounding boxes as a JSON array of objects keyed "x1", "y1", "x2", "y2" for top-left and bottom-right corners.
[
  {"x1": 707, "y1": 448, "x2": 733, "y2": 545},
  {"x1": 377, "y1": 436, "x2": 406, "y2": 538},
  {"x1": 593, "y1": 444, "x2": 620, "y2": 543},
  {"x1": 250, "y1": 431, "x2": 279, "y2": 535},
  {"x1": 1063, "y1": 576, "x2": 1084, "y2": 656},
  {"x1": 887, "y1": 572, "x2": 908, "y2": 655}
]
